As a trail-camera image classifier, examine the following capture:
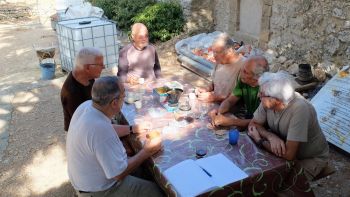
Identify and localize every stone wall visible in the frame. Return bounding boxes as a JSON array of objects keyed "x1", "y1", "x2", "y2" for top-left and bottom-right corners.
[
  {"x1": 177, "y1": 0, "x2": 350, "y2": 72},
  {"x1": 176, "y1": 0, "x2": 215, "y2": 33},
  {"x1": 268, "y1": 0, "x2": 350, "y2": 70}
]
